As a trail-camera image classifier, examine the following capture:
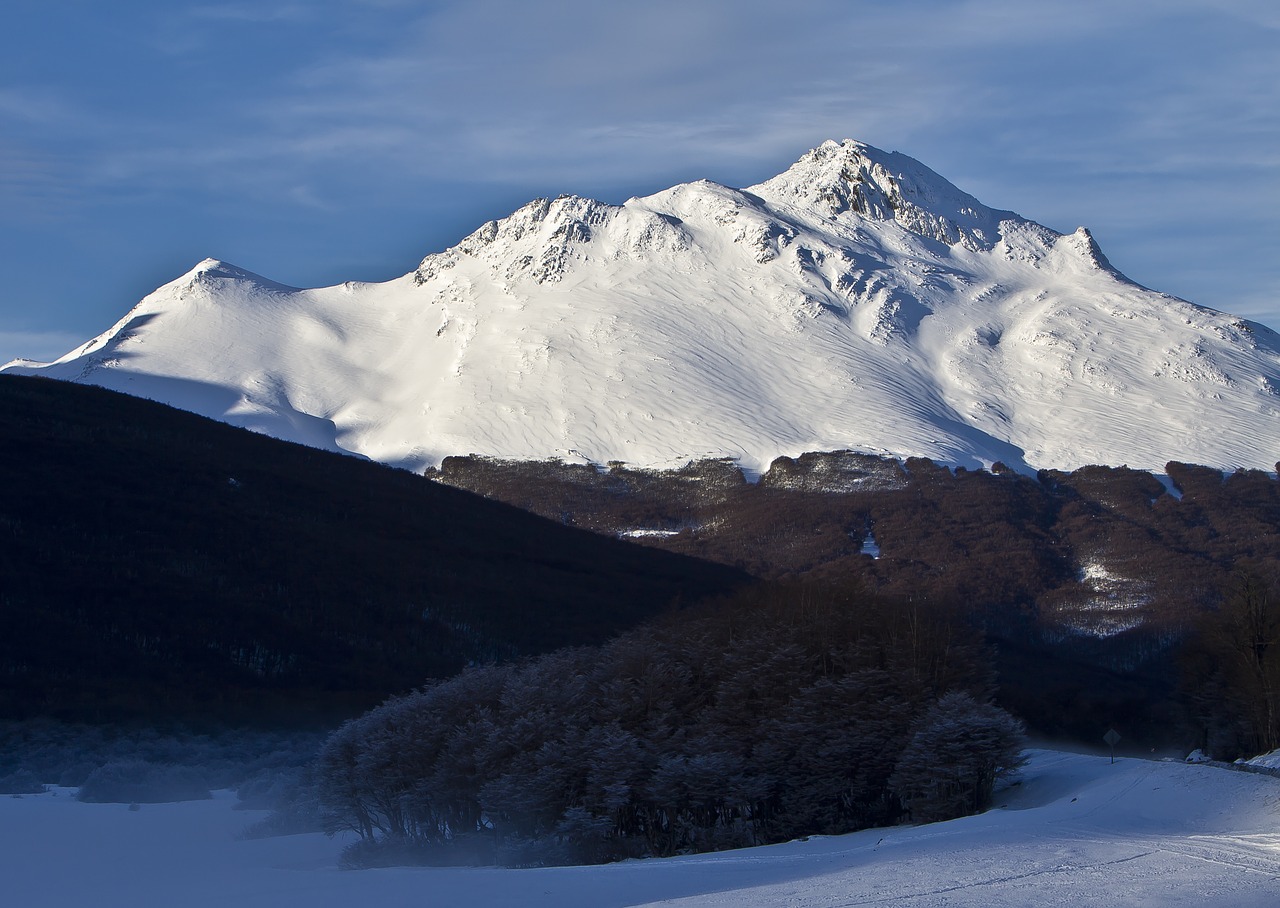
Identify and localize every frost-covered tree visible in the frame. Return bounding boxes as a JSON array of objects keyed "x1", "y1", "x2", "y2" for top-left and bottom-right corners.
[
  {"x1": 314, "y1": 582, "x2": 1003, "y2": 865},
  {"x1": 889, "y1": 691, "x2": 1026, "y2": 824}
]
